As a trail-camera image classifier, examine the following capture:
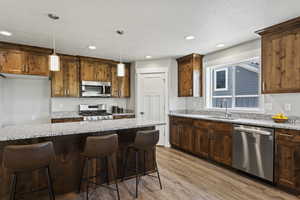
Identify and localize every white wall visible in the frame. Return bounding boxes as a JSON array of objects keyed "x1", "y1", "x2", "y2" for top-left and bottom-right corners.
[
  {"x1": 0, "y1": 77, "x2": 50, "y2": 127},
  {"x1": 51, "y1": 97, "x2": 129, "y2": 112}
]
